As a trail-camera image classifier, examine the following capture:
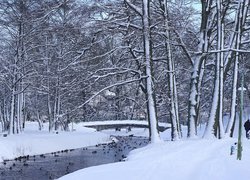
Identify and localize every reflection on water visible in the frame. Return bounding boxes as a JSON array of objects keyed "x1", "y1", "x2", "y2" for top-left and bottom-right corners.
[{"x1": 0, "y1": 136, "x2": 148, "y2": 180}]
